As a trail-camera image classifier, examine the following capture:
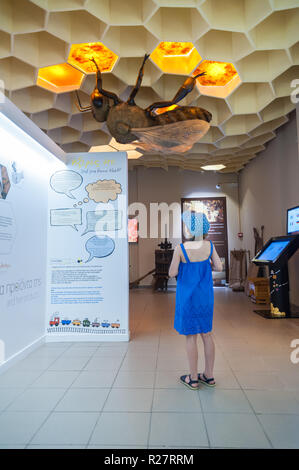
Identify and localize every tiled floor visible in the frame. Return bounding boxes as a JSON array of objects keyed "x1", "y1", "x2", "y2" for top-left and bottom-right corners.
[{"x1": 1, "y1": 288, "x2": 299, "y2": 449}]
